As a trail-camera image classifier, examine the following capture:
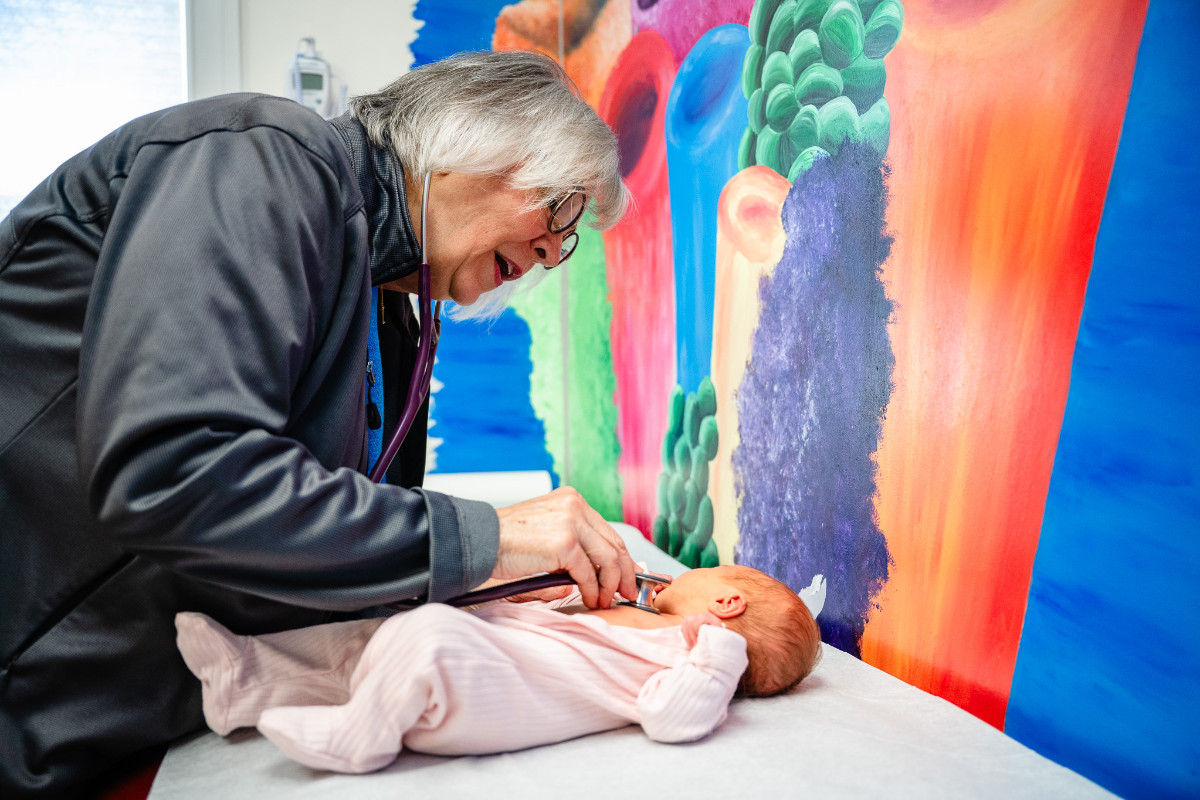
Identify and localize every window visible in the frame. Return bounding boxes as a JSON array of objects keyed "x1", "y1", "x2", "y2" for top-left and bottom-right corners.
[{"x1": 0, "y1": 0, "x2": 186, "y2": 217}]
